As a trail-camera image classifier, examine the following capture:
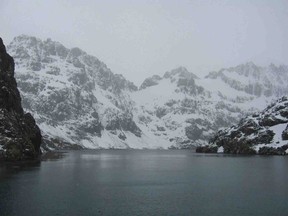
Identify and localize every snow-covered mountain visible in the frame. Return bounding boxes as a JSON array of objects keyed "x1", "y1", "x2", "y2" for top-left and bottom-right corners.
[
  {"x1": 131, "y1": 63, "x2": 288, "y2": 148},
  {"x1": 8, "y1": 35, "x2": 142, "y2": 150},
  {"x1": 7, "y1": 35, "x2": 288, "y2": 149}
]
